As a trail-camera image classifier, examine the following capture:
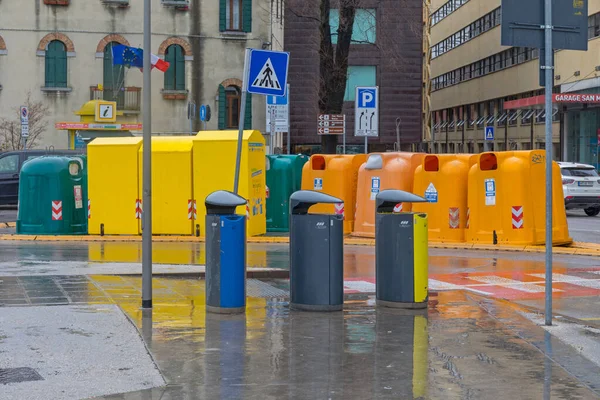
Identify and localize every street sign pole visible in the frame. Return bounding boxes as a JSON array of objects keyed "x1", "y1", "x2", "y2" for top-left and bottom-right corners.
[
  {"x1": 543, "y1": 0, "x2": 553, "y2": 327},
  {"x1": 364, "y1": 136, "x2": 367, "y2": 154},
  {"x1": 286, "y1": 84, "x2": 291, "y2": 155},
  {"x1": 141, "y1": 0, "x2": 153, "y2": 309},
  {"x1": 234, "y1": 49, "x2": 251, "y2": 194}
]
